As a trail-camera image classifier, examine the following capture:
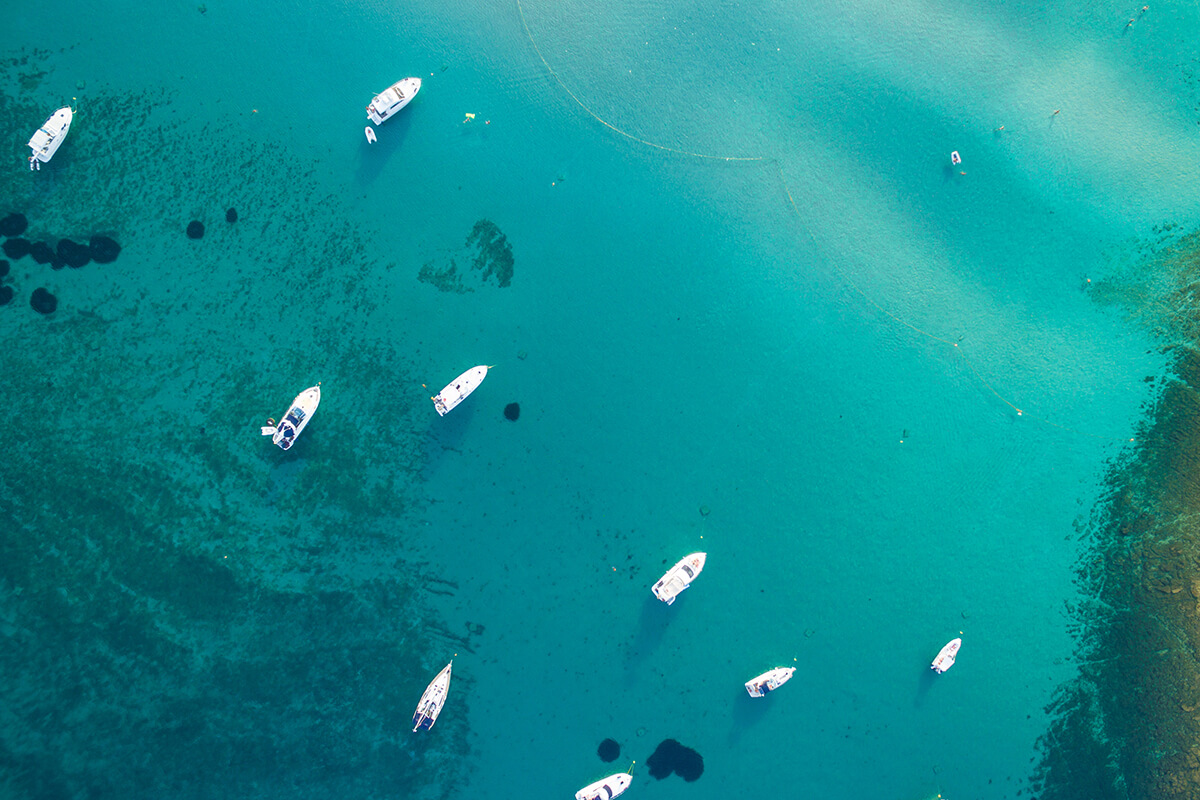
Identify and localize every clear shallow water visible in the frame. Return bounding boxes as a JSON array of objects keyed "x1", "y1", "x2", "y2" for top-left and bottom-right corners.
[{"x1": 0, "y1": 0, "x2": 1189, "y2": 797}]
